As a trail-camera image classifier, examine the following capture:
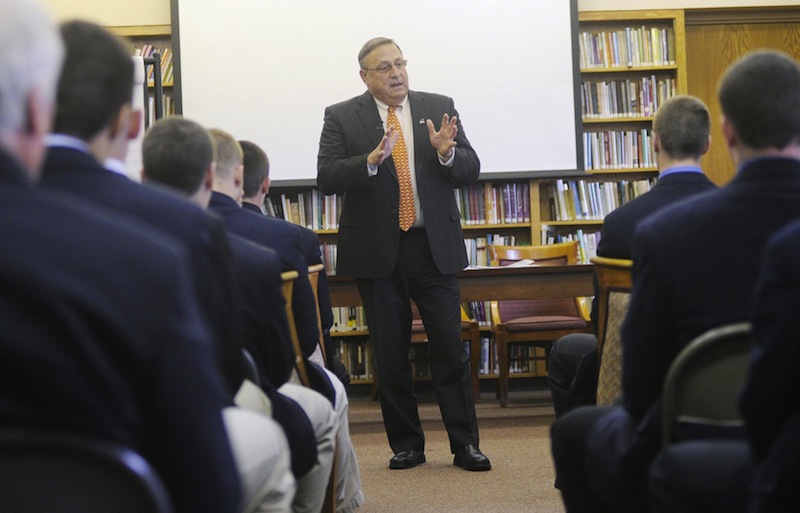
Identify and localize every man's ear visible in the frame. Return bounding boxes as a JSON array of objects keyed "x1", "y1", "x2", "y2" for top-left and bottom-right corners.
[
  {"x1": 261, "y1": 177, "x2": 270, "y2": 195},
  {"x1": 652, "y1": 133, "x2": 661, "y2": 154},
  {"x1": 205, "y1": 162, "x2": 216, "y2": 190},
  {"x1": 721, "y1": 116, "x2": 737, "y2": 147}
]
